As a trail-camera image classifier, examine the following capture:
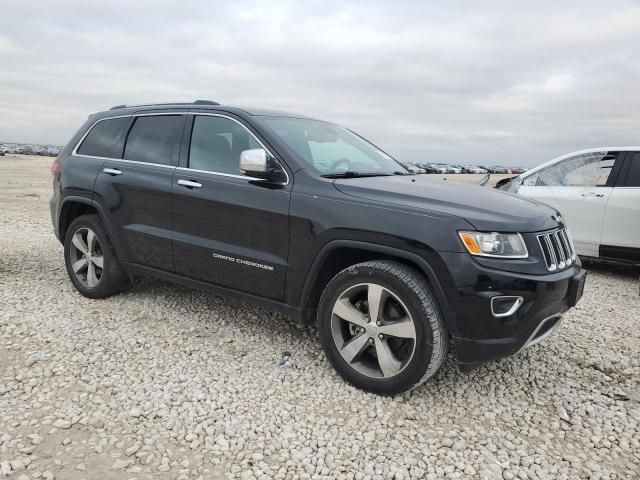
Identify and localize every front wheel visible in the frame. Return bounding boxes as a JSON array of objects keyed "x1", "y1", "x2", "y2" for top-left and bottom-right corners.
[{"x1": 318, "y1": 261, "x2": 448, "y2": 395}]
